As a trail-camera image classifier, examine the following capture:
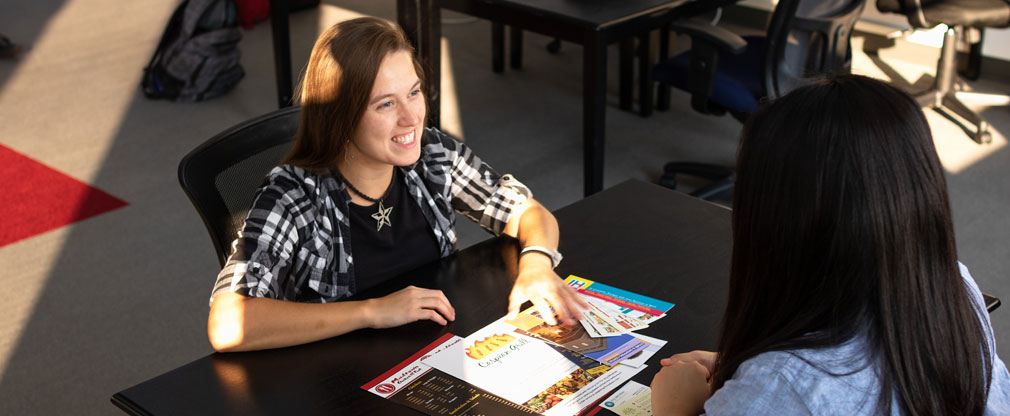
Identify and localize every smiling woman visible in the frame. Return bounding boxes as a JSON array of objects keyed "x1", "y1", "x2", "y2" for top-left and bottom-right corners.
[{"x1": 205, "y1": 17, "x2": 588, "y2": 352}]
